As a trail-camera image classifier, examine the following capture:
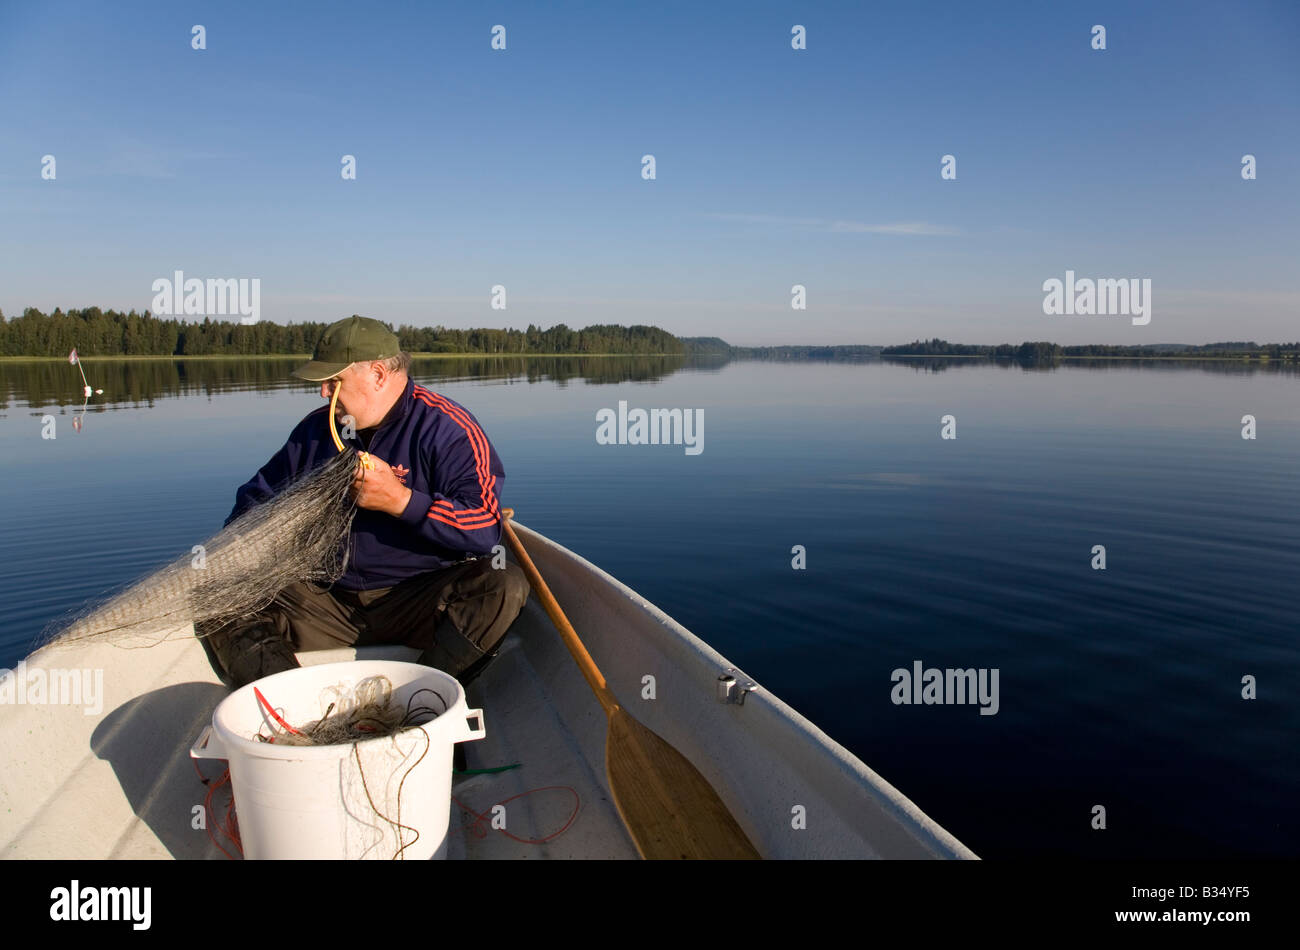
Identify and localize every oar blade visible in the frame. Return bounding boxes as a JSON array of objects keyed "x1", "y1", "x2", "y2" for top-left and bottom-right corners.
[{"x1": 606, "y1": 708, "x2": 761, "y2": 860}]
